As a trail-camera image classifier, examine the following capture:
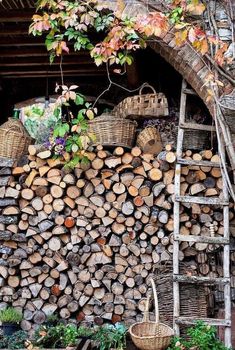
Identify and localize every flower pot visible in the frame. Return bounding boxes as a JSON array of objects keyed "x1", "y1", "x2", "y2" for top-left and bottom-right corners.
[{"x1": 1, "y1": 323, "x2": 20, "y2": 336}]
